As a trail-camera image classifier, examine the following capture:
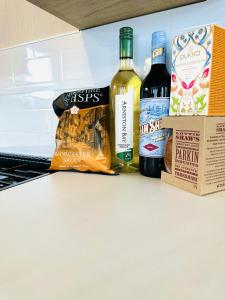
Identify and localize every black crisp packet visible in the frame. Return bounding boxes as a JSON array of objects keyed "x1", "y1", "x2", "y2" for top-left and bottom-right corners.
[
  {"x1": 50, "y1": 86, "x2": 115, "y2": 175},
  {"x1": 52, "y1": 87, "x2": 109, "y2": 117}
]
